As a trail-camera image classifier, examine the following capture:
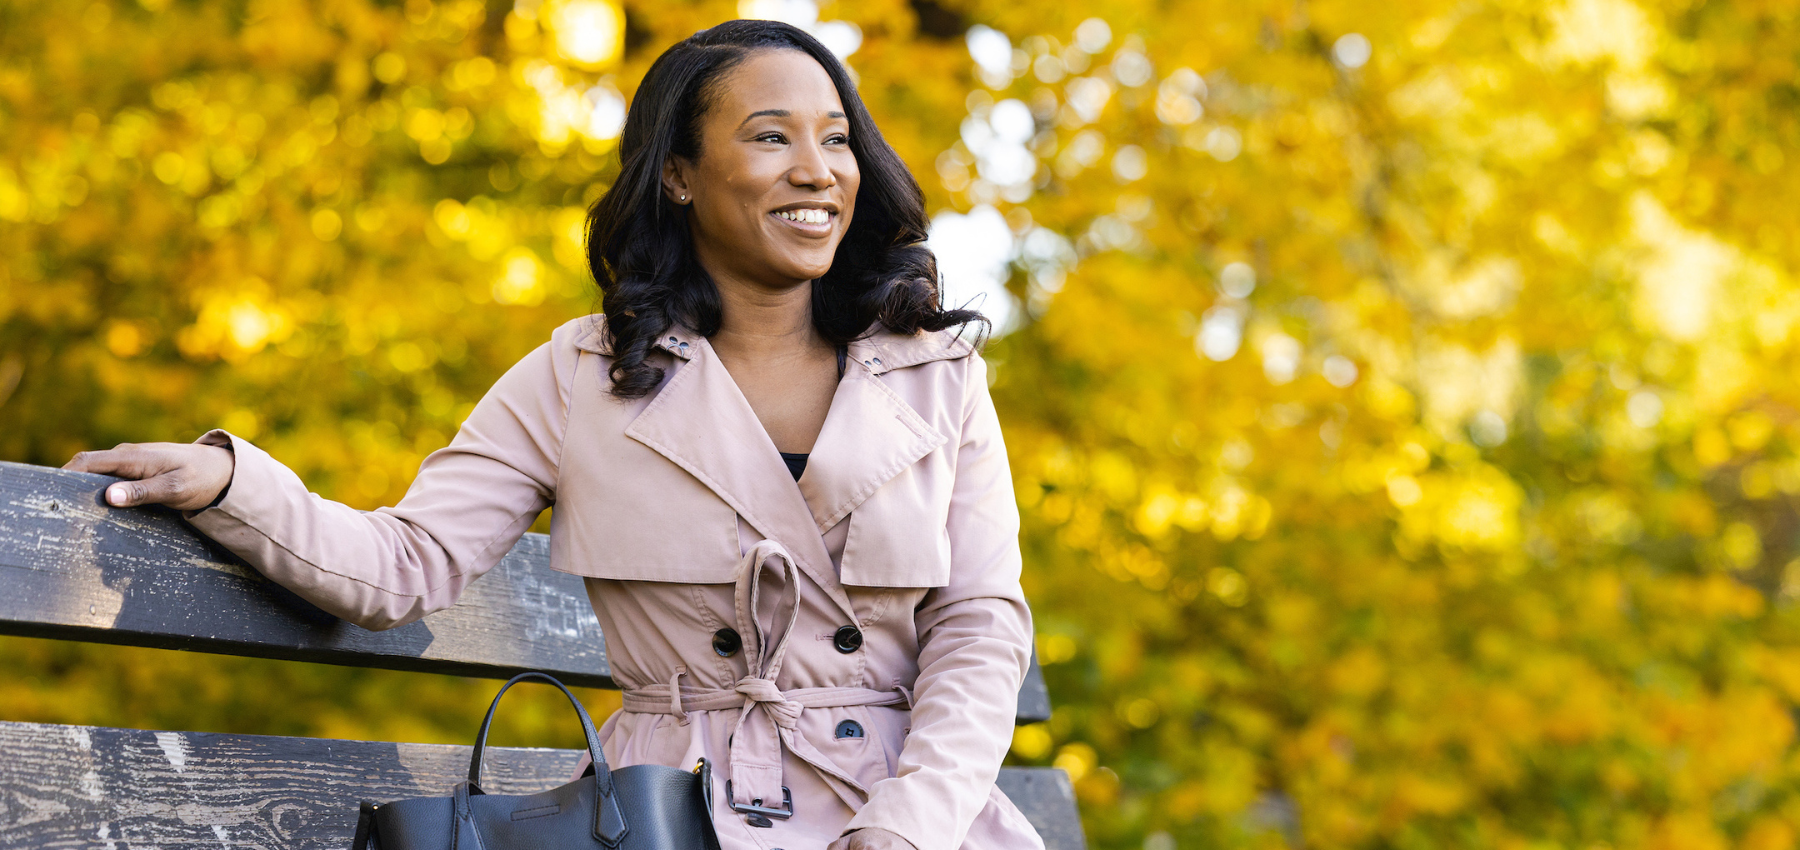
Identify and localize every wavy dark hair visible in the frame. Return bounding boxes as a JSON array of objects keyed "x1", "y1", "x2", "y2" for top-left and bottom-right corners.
[{"x1": 585, "y1": 19, "x2": 987, "y2": 398}]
